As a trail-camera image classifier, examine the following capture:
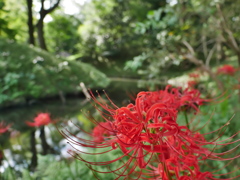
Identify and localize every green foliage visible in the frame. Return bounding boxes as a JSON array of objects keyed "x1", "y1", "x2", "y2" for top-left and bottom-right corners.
[
  {"x1": 197, "y1": 95, "x2": 239, "y2": 177},
  {"x1": 0, "y1": 167, "x2": 18, "y2": 180},
  {"x1": 124, "y1": 53, "x2": 150, "y2": 72},
  {"x1": 0, "y1": 0, "x2": 17, "y2": 39},
  {"x1": 19, "y1": 150, "x2": 122, "y2": 180},
  {"x1": 45, "y1": 13, "x2": 81, "y2": 54},
  {"x1": 77, "y1": 0, "x2": 161, "y2": 63},
  {"x1": 0, "y1": 0, "x2": 27, "y2": 41},
  {"x1": 0, "y1": 38, "x2": 110, "y2": 107},
  {"x1": 126, "y1": 0, "x2": 240, "y2": 80}
]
